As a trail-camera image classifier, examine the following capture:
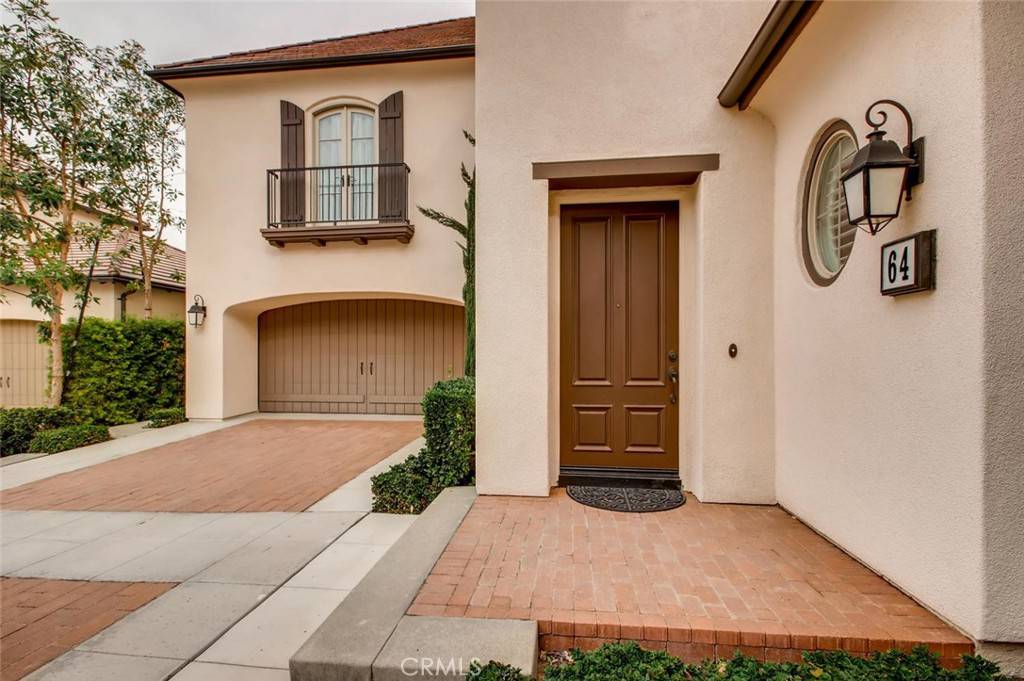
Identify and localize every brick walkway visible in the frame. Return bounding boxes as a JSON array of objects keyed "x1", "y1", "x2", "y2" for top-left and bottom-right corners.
[
  {"x1": 0, "y1": 578, "x2": 174, "y2": 680},
  {"x1": 410, "y1": 490, "x2": 972, "y2": 667},
  {"x1": 2, "y1": 419, "x2": 422, "y2": 513}
]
